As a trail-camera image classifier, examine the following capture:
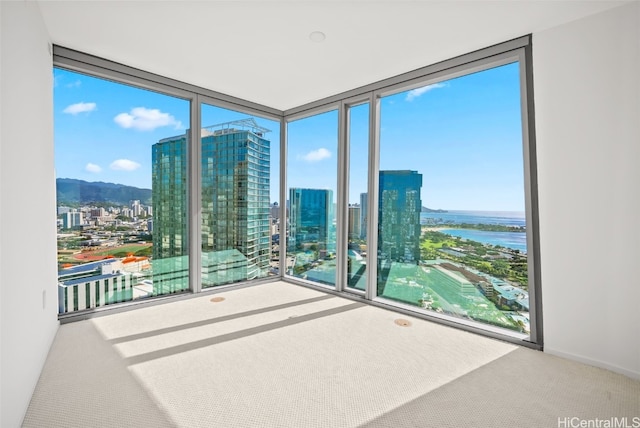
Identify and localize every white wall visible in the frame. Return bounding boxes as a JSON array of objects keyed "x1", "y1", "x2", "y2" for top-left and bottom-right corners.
[
  {"x1": 0, "y1": 2, "x2": 60, "y2": 427},
  {"x1": 534, "y1": 2, "x2": 640, "y2": 379}
]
